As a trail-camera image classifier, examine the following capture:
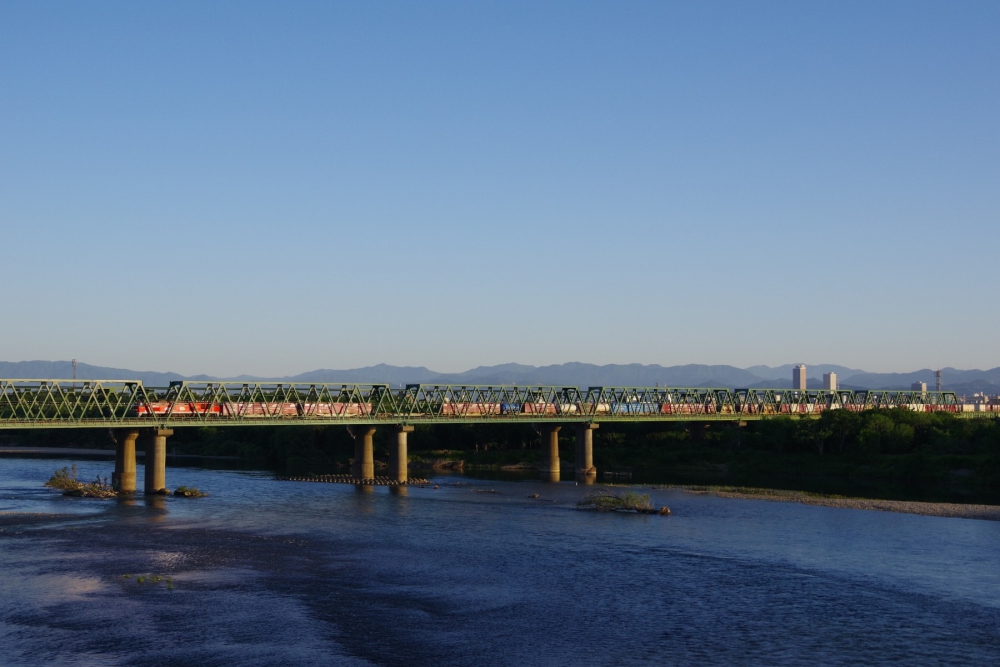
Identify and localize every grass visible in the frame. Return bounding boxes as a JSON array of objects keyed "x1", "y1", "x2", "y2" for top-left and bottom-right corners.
[{"x1": 577, "y1": 489, "x2": 670, "y2": 514}]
